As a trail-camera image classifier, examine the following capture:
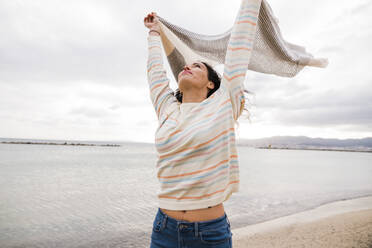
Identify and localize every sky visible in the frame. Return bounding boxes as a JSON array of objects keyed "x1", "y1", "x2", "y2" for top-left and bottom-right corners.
[{"x1": 0, "y1": 0, "x2": 371, "y2": 143}]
